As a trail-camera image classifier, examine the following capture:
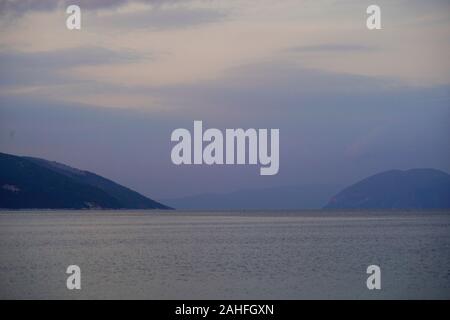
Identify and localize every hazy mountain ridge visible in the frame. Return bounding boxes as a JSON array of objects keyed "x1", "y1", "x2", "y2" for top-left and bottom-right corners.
[
  {"x1": 2, "y1": 151, "x2": 448, "y2": 210},
  {"x1": 0, "y1": 152, "x2": 170, "y2": 210},
  {"x1": 325, "y1": 169, "x2": 450, "y2": 209},
  {"x1": 162, "y1": 184, "x2": 341, "y2": 210}
]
